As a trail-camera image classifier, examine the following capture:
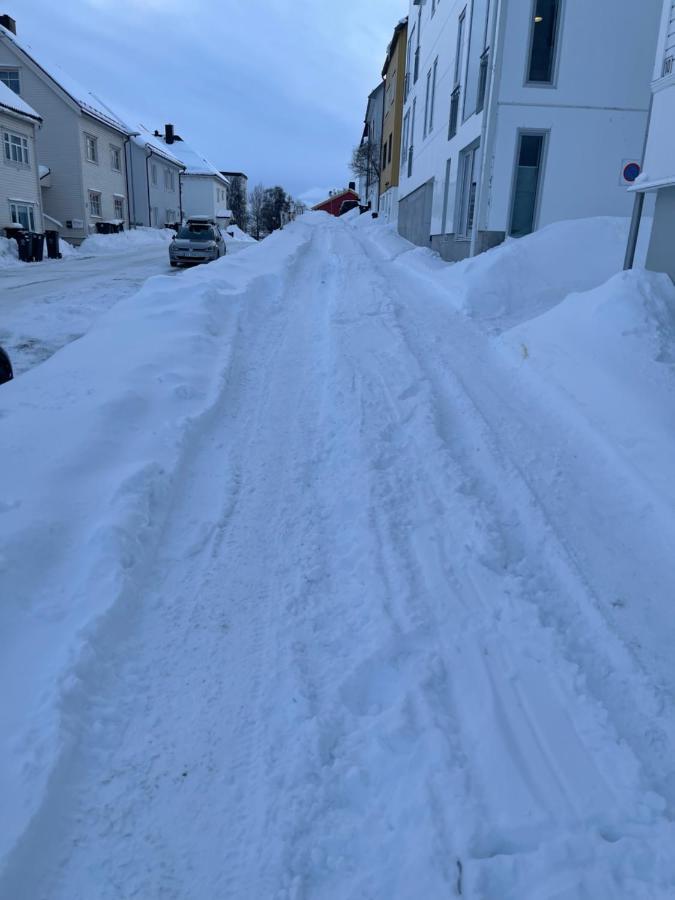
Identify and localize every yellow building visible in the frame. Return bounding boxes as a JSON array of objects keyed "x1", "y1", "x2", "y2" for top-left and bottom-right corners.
[{"x1": 380, "y1": 18, "x2": 408, "y2": 224}]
